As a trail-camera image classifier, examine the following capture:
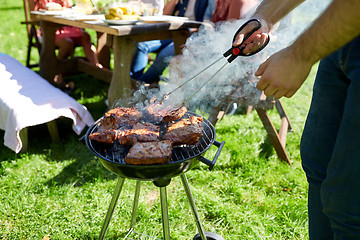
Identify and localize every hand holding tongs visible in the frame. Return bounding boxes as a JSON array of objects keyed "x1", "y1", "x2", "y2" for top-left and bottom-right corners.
[{"x1": 160, "y1": 19, "x2": 270, "y2": 105}]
